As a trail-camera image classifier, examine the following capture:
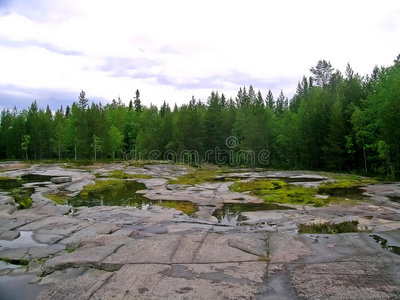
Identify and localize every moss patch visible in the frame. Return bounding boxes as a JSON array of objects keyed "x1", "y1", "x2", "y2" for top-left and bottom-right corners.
[
  {"x1": 79, "y1": 179, "x2": 125, "y2": 197},
  {"x1": 298, "y1": 221, "x2": 359, "y2": 234},
  {"x1": 230, "y1": 179, "x2": 286, "y2": 196},
  {"x1": 108, "y1": 170, "x2": 151, "y2": 179},
  {"x1": 157, "y1": 200, "x2": 197, "y2": 215},
  {"x1": 0, "y1": 257, "x2": 29, "y2": 266},
  {"x1": 10, "y1": 188, "x2": 33, "y2": 209},
  {"x1": 230, "y1": 179, "x2": 324, "y2": 206},
  {"x1": 45, "y1": 192, "x2": 70, "y2": 205},
  {"x1": 169, "y1": 165, "x2": 222, "y2": 185}
]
